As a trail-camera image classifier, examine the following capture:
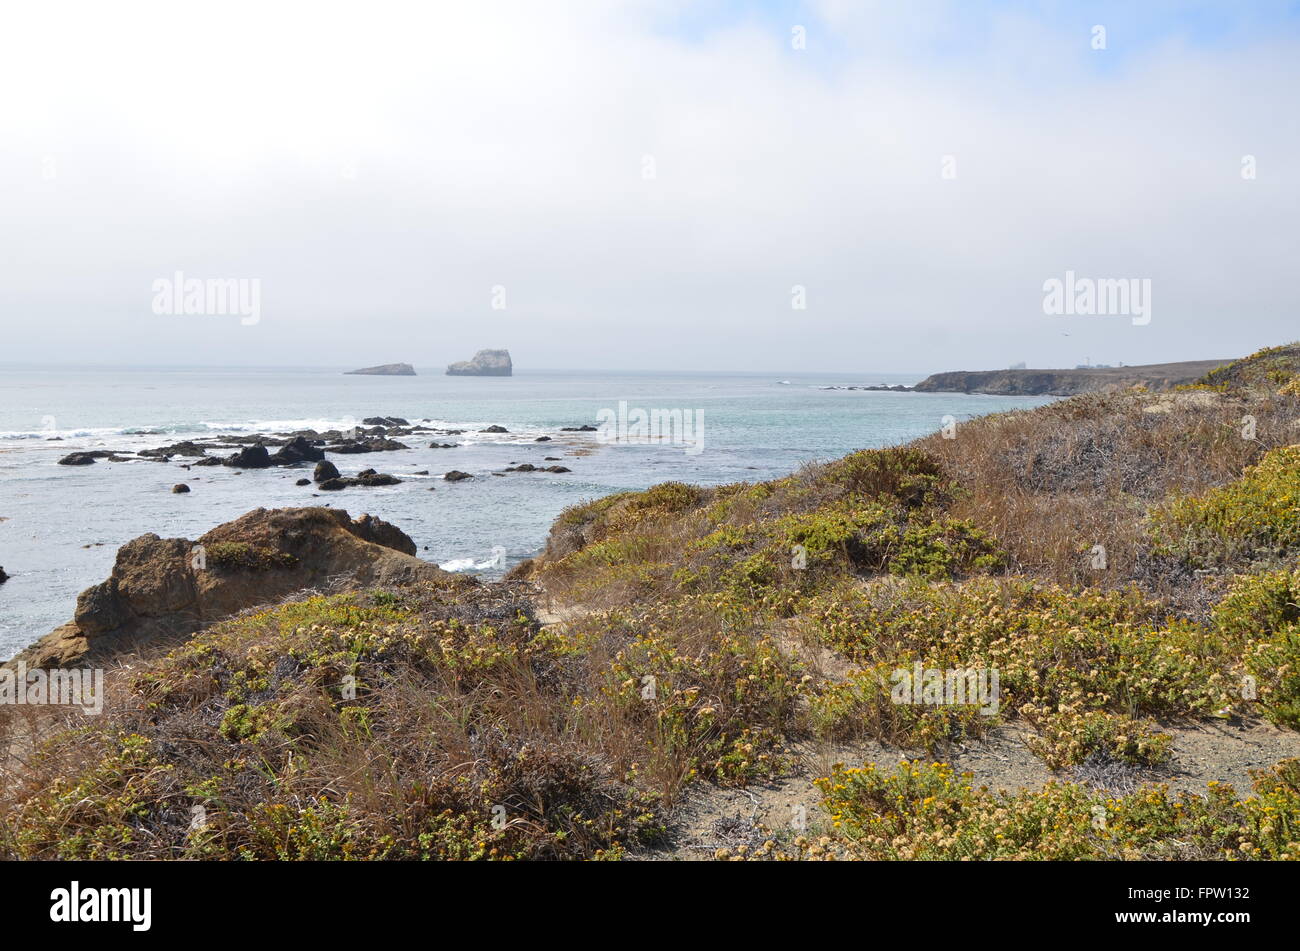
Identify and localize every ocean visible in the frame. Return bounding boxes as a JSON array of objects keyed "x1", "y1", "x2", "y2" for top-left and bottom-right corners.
[{"x1": 0, "y1": 366, "x2": 1053, "y2": 658}]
